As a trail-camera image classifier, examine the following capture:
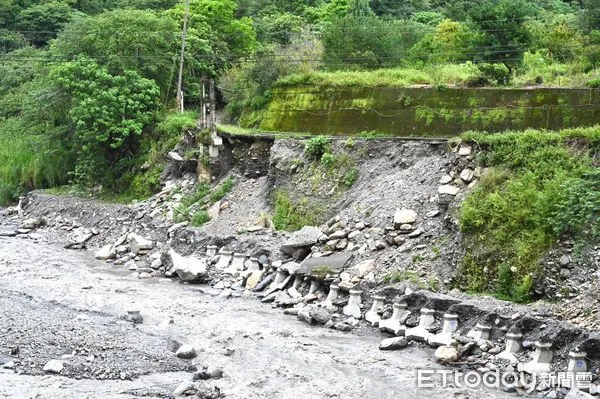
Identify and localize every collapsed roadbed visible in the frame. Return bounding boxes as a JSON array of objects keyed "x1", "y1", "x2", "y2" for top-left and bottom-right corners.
[{"x1": 1, "y1": 136, "x2": 599, "y2": 398}]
